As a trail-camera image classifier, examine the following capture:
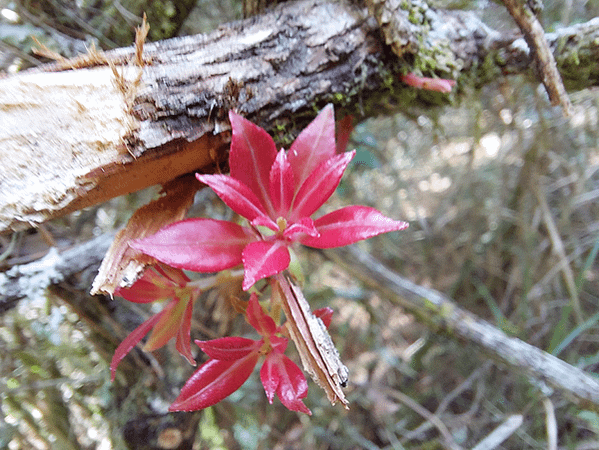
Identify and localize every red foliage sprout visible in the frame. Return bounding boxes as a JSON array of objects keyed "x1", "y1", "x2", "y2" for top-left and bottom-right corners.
[{"x1": 111, "y1": 105, "x2": 408, "y2": 414}]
